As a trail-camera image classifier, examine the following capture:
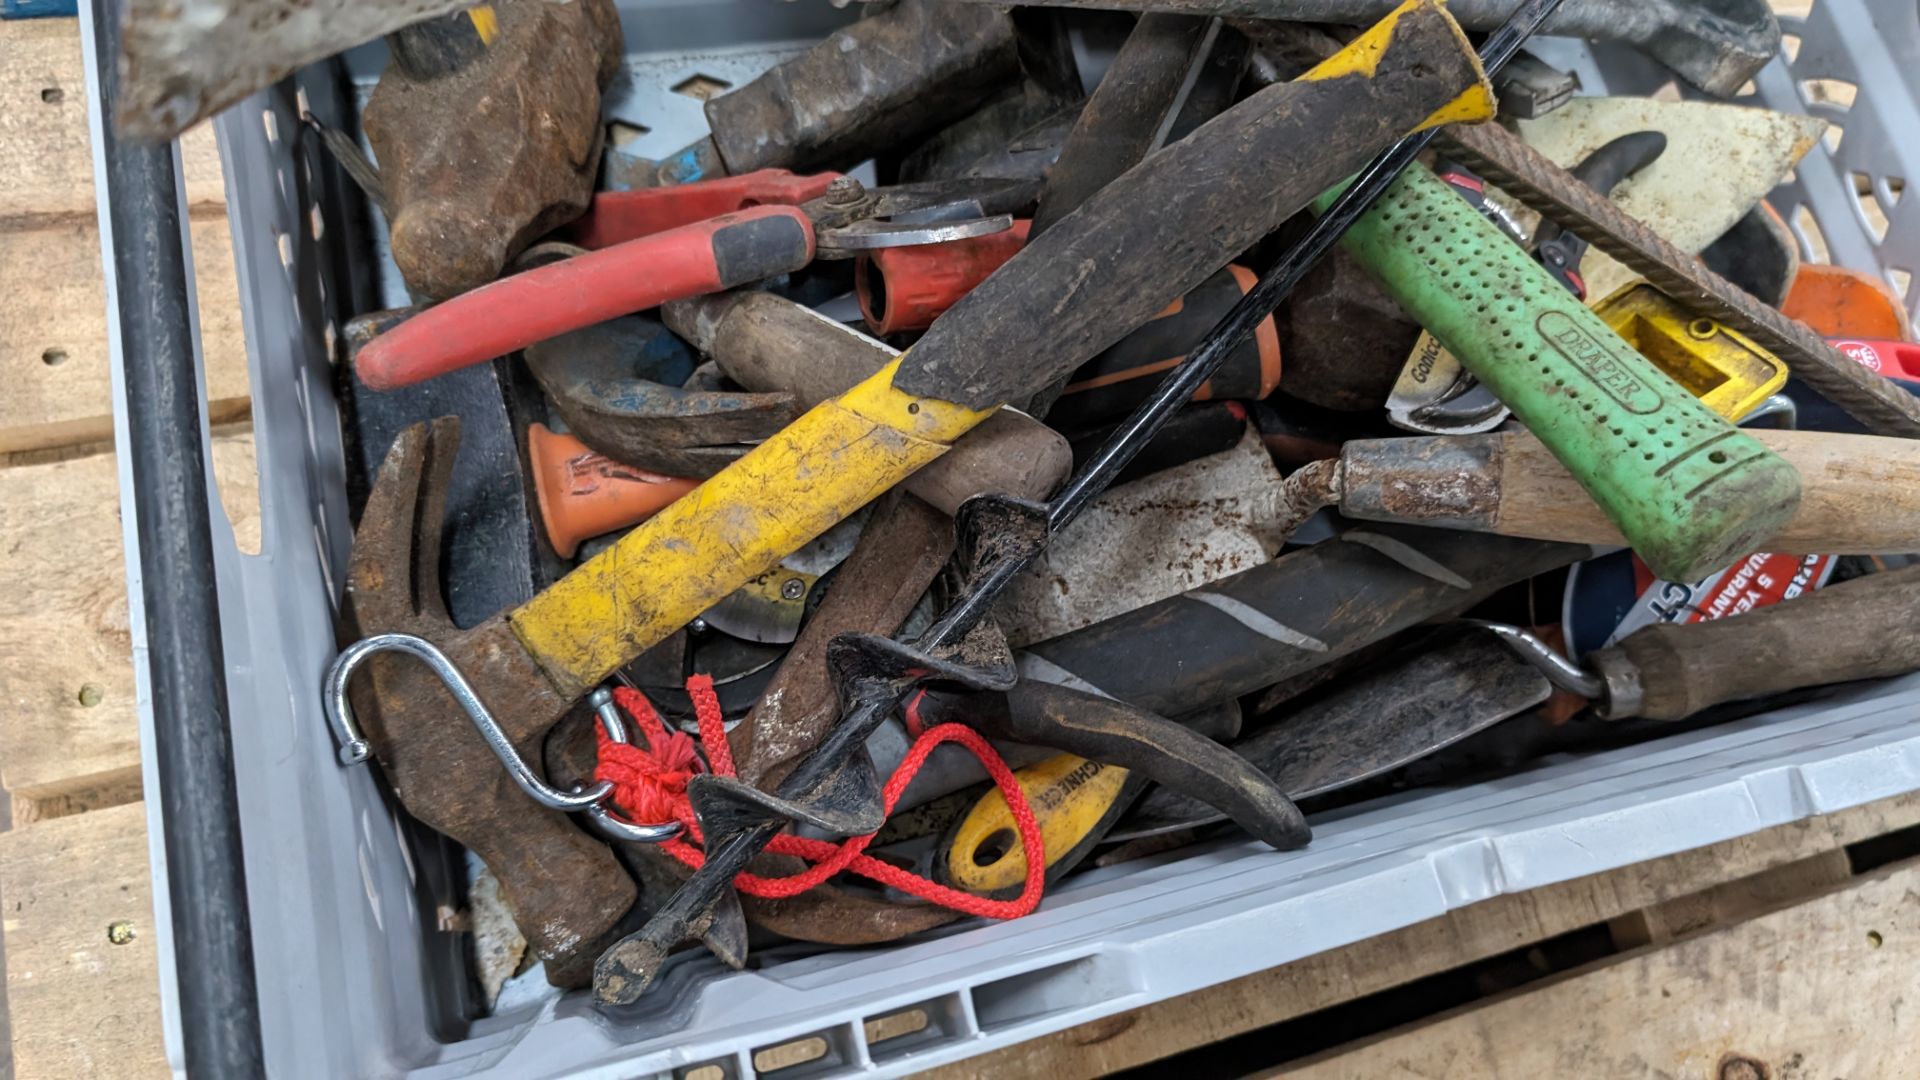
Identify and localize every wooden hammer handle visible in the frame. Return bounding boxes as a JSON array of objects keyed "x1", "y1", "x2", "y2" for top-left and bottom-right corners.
[
  {"x1": 1338, "y1": 429, "x2": 1920, "y2": 556},
  {"x1": 1596, "y1": 563, "x2": 1920, "y2": 721}
]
